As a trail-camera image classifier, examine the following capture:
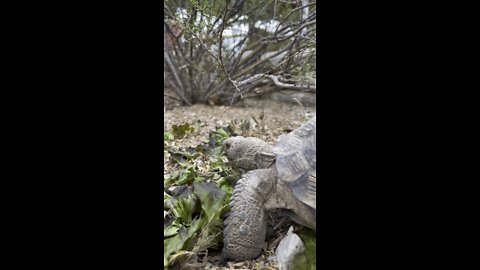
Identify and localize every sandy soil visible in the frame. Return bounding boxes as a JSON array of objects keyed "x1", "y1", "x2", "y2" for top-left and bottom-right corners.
[{"x1": 164, "y1": 100, "x2": 315, "y2": 143}]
